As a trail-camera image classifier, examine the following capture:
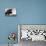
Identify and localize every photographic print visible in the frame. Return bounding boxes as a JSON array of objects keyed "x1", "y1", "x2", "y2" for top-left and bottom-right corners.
[{"x1": 5, "y1": 8, "x2": 16, "y2": 16}]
